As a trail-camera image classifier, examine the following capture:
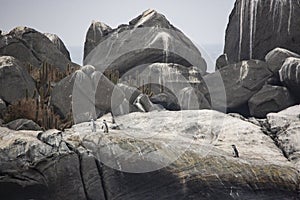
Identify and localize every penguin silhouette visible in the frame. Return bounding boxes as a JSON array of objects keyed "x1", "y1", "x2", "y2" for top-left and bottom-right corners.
[
  {"x1": 231, "y1": 144, "x2": 239, "y2": 158},
  {"x1": 102, "y1": 119, "x2": 109, "y2": 133}
]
